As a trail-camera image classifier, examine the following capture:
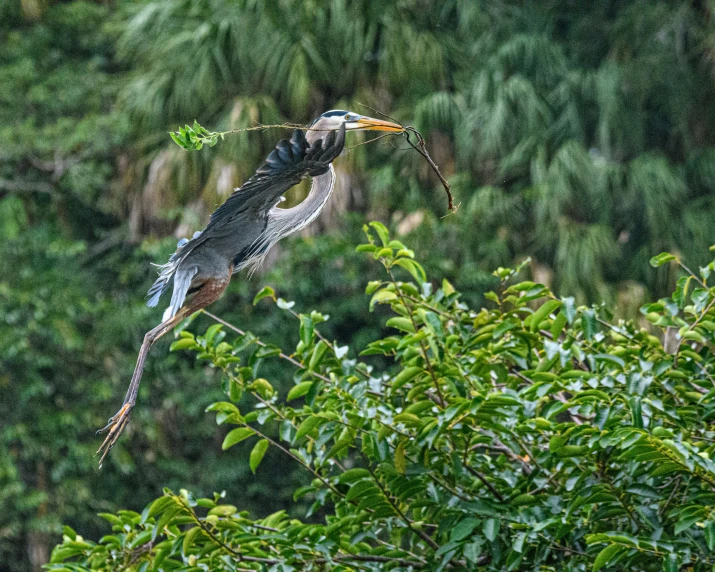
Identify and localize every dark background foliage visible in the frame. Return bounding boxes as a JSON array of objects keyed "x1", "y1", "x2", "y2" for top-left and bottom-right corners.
[{"x1": 1, "y1": 1, "x2": 715, "y2": 569}]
